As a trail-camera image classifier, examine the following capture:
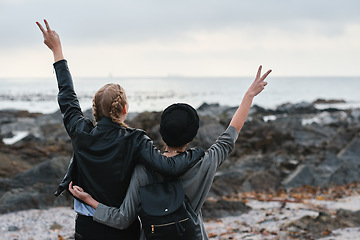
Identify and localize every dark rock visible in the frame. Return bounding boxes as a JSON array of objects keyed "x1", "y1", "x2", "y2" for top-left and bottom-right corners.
[
  {"x1": 192, "y1": 120, "x2": 225, "y2": 149},
  {"x1": 0, "y1": 156, "x2": 73, "y2": 214},
  {"x1": 326, "y1": 126, "x2": 357, "y2": 153},
  {"x1": 202, "y1": 198, "x2": 251, "y2": 220},
  {"x1": 210, "y1": 171, "x2": 249, "y2": 197},
  {"x1": 283, "y1": 209, "x2": 360, "y2": 239},
  {"x1": 241, "y1": 170, "x2": 281, "y2": 192},
  {"x1": 276, "y1": 102, "x2": 319, "y2": 114},
  {"x1": 327, "y1": 136, "x2": 360, "y2": 185},
  {"x1": 11, "y1": 156, "x2": 69, "y2": 187},
  {"x1": 50, "y1": 222, "x2": 63, "y2": 230},
  {"x1": 329, "y1": 162, "x2": 360, "y2": 186},
  {"x1": 350, "y1": 109, "x2": 360, "y2": 121},
  {"x1": 313, "y1": 98, "x2": 346, "y2": 104},
  {"x1": 197, "y1": 103, "x2": 220, "y2": 111},
  {"x1": 279, "y1": 159, "x2": 299, "y2": 171},
  {"x1": 291, "y1": 123, "x2": 336, "y2": 148},
  {"x1": 282, "y1": 165, "x2": 314, "y2": 188},
  {"x1": 248, "y1": 104, "x2": 267, "y2": 115},
  {"x1": 196, "y1": 103, "x2": 236, "y2": 120},
  {"x1": 8, "y1": 226, "x2": 20, "y2": 232},
  {"x1": 337, "y1": 136, "x2": 360, "y2": 162}
]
